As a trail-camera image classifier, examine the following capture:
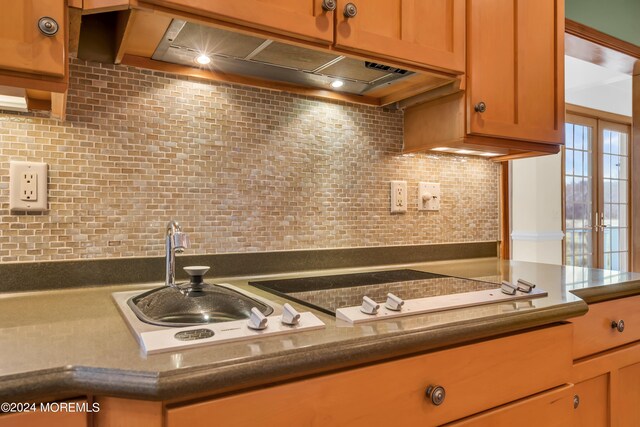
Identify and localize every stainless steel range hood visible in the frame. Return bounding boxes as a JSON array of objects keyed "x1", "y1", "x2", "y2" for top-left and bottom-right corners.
[{"x1": 152, "y1": 20, "x2": 415, "y2": 96}]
